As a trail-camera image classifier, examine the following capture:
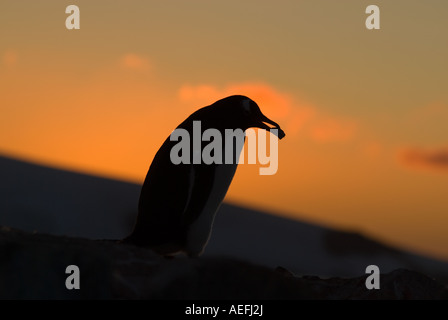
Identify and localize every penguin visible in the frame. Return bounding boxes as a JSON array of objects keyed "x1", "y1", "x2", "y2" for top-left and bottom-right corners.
[{"x1": 123, "y1": 95, "x2": 285, "y2": 257}]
